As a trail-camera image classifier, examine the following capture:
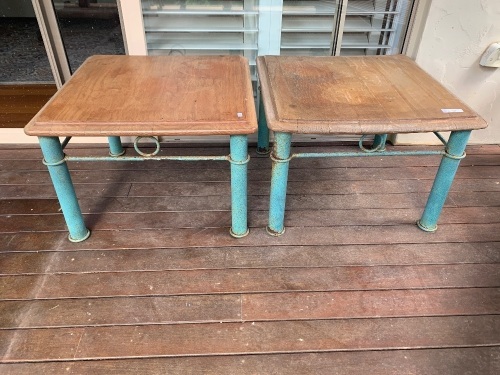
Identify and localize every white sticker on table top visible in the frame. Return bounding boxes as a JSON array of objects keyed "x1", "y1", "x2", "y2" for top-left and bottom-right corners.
[{"x1": 441, "y1": 108, "x2": 464, "y2": 113}]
